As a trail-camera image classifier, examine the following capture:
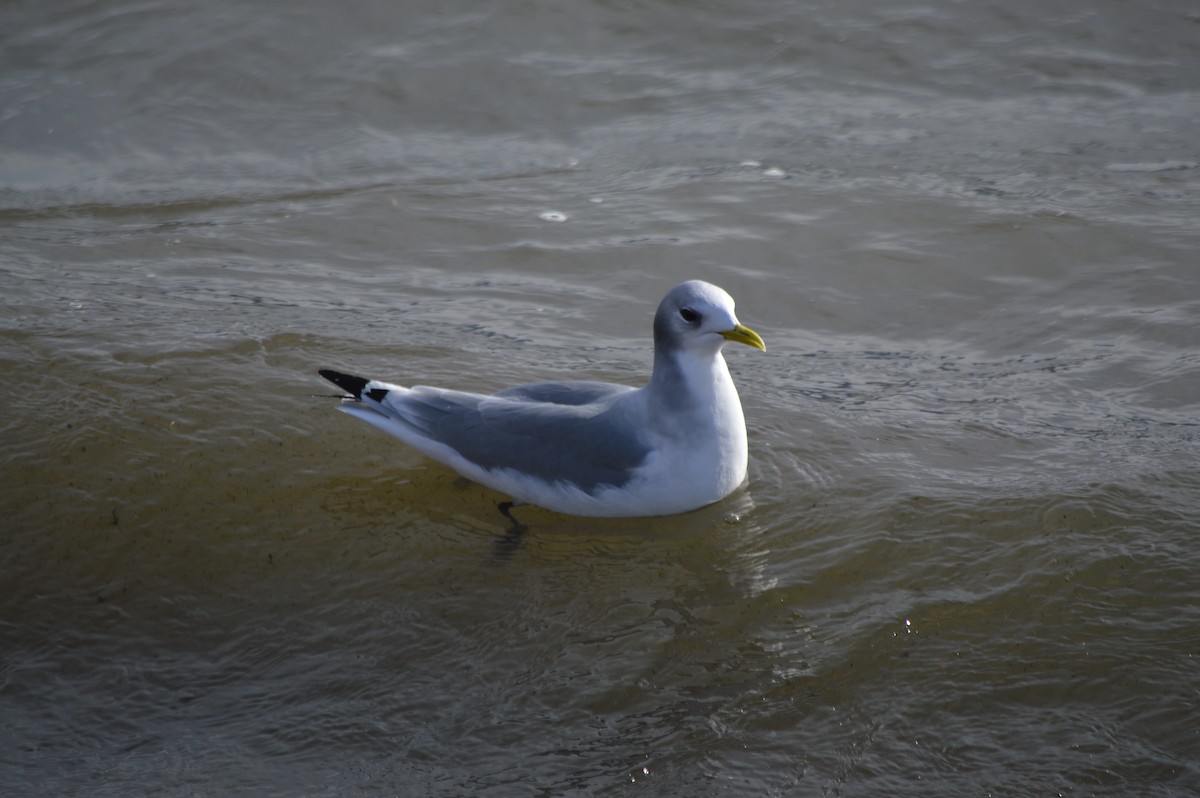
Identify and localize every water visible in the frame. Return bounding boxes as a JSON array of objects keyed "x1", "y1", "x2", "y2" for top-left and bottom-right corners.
[{"x1": 2, "y1": 1, "x2": 1198, "y2": 795}]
